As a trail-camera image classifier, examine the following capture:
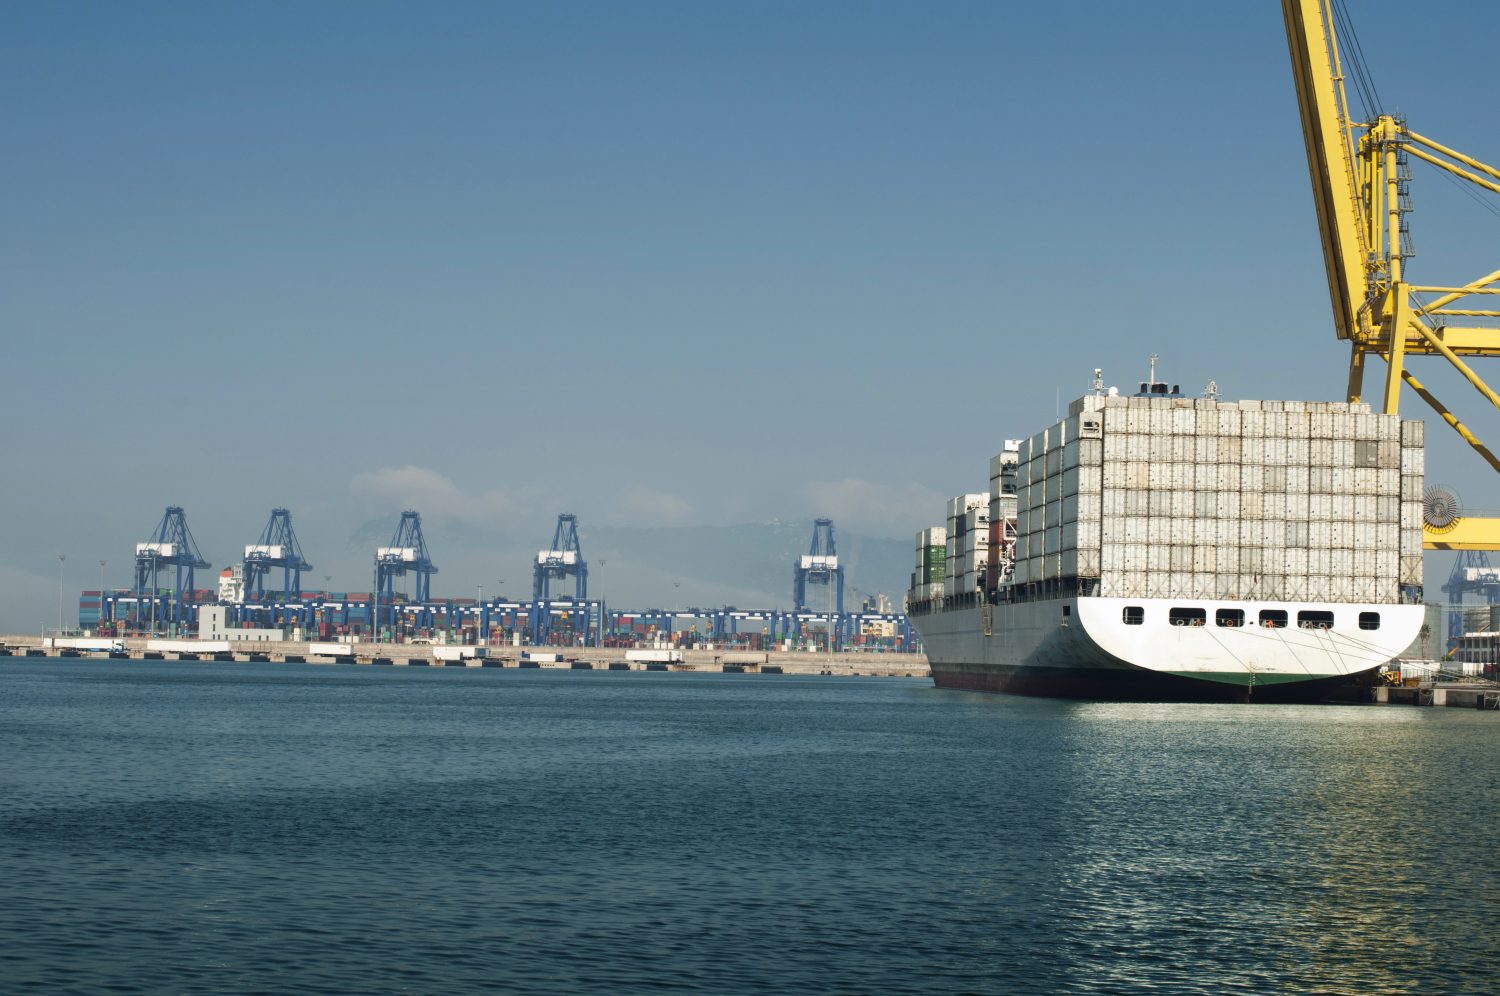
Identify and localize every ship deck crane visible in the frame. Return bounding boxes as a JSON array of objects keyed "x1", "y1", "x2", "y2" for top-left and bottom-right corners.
[
  {"x1": 1284, "y1": 0, "x2": 1500, "y2": 550},
  {"x1": 133, "y1": 505, "x2": 210, "y2": 631},
  {"x1": 243, "y1": 507, "x2": 312, "y2": 601}
]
